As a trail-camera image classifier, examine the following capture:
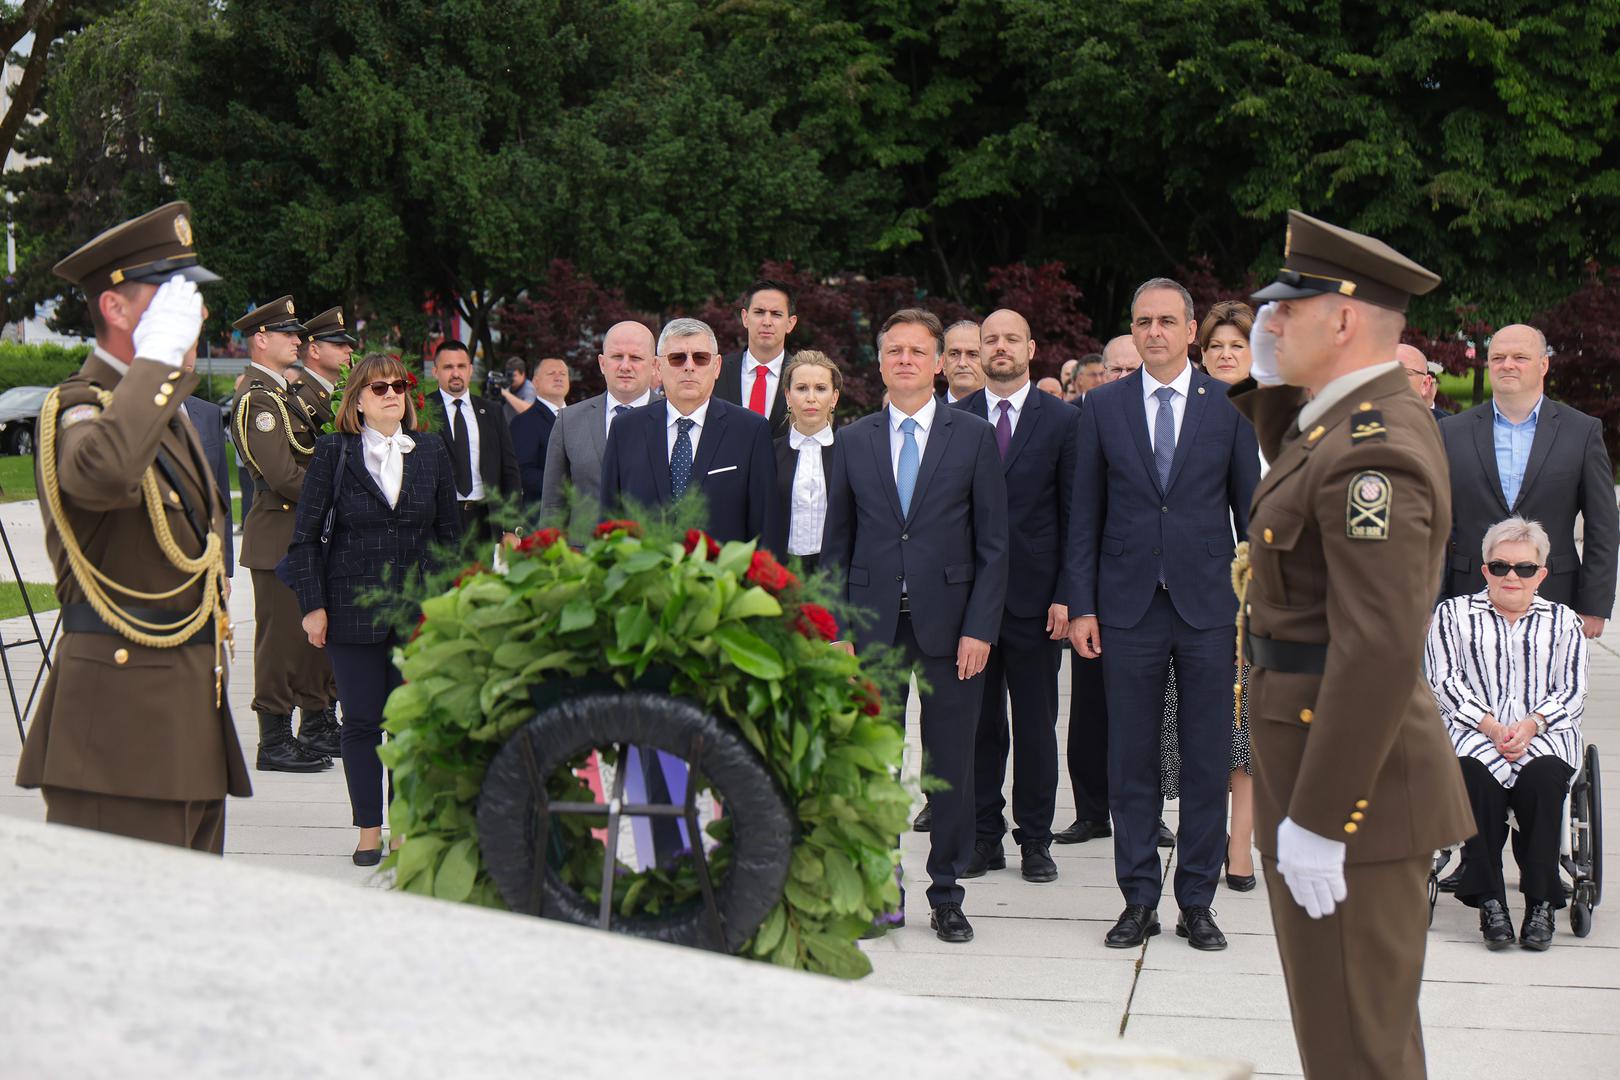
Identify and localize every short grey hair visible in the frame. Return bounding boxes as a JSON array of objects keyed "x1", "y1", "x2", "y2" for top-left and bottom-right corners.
[
  {"x1": 657, "y1": 318, "x2": 719, "y2": 354},
  {"x1": 944, "y1": 319, "x2": 980, "y2": 337},
  {"x1": 1482, "y1": 515, "x2": 1550, "y2": 564},
  {"x1": 1487, "y1": 325, "x2": 1549, "y2": 357},
  {"x1": 1131, "y1": 277, "x2": 1195, "y2": 322}
]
